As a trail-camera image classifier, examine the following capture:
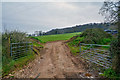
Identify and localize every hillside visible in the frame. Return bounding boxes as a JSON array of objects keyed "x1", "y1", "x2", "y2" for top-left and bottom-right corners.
[{"x1": 44, "y1": 23, "x2": 116, "y2": 35}]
